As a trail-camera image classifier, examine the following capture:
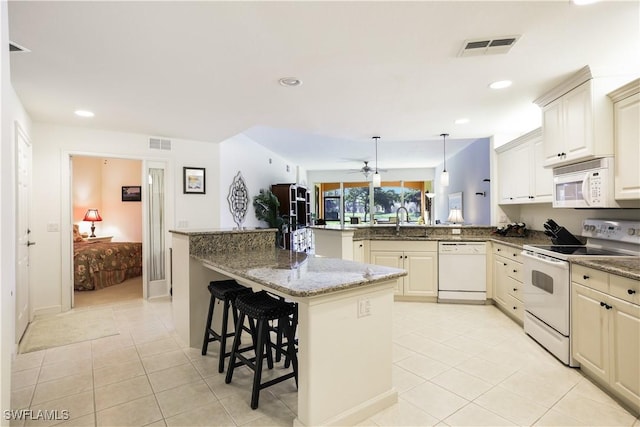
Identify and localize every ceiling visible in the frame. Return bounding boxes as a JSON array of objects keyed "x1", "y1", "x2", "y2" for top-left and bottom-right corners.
[{"x1": 8, "y1": 1, "x2": 639, "y2": 171}]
